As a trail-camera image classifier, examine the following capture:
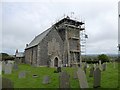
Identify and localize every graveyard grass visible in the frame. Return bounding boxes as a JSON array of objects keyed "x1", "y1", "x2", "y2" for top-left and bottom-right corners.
[{"x1": 2, "y1": 62, "x2": 118, "y2": 88}]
